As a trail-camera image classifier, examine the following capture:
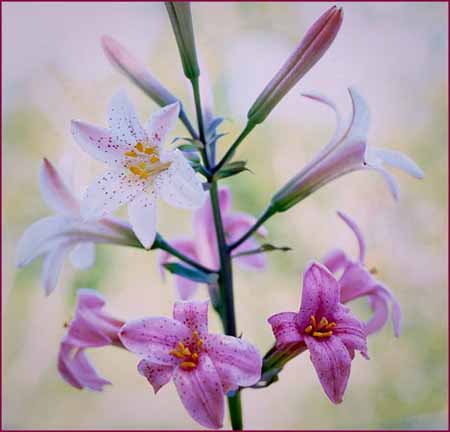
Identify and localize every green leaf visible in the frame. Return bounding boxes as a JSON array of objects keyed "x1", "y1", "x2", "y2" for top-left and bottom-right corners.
[
  {"x1": 163, "y1": 262, "x2": 218, "y2": 284},
  {"x1": 215, "y1": 160, "x2": 251, "y2": 180}
]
